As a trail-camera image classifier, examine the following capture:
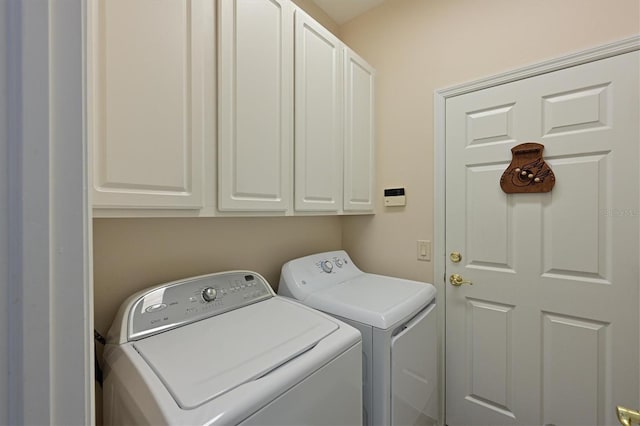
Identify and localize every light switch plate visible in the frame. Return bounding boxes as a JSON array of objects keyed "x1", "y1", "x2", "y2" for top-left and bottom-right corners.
[{"x1": 417, "y1": 240, "x2": 431, "y2": 261}]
